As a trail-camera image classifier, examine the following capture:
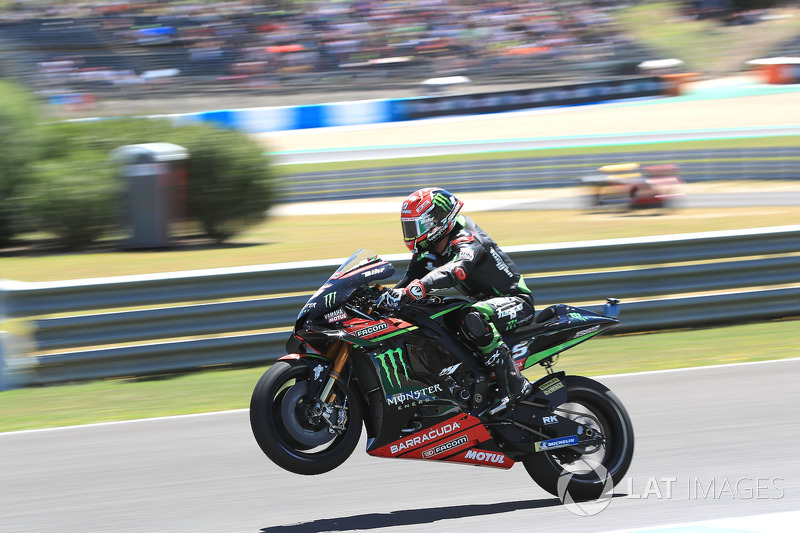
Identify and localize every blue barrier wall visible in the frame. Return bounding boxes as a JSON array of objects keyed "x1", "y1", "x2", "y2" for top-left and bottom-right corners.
[{"x1": 167, "y1": 76, "x2": 665, "y2": 134}]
